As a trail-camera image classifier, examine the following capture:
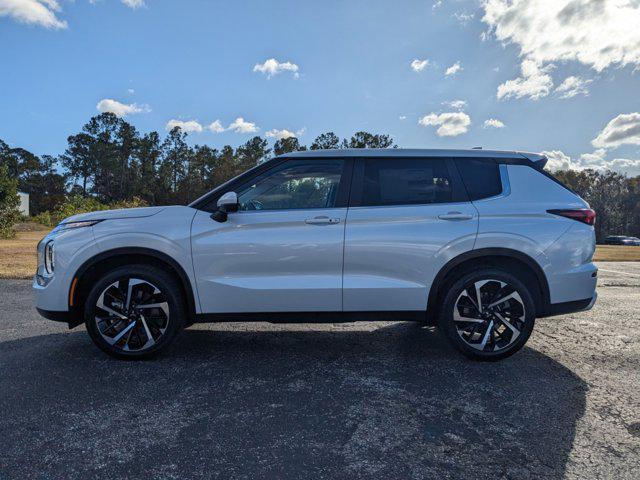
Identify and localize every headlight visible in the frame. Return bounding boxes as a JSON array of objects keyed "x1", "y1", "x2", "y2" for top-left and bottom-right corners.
[
  {"x1": 59, "y1": 220, "x2": 102, "y2": 231},
  {"x1": 44, "y1": 241, "x2": 55, "y2": 275}
]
